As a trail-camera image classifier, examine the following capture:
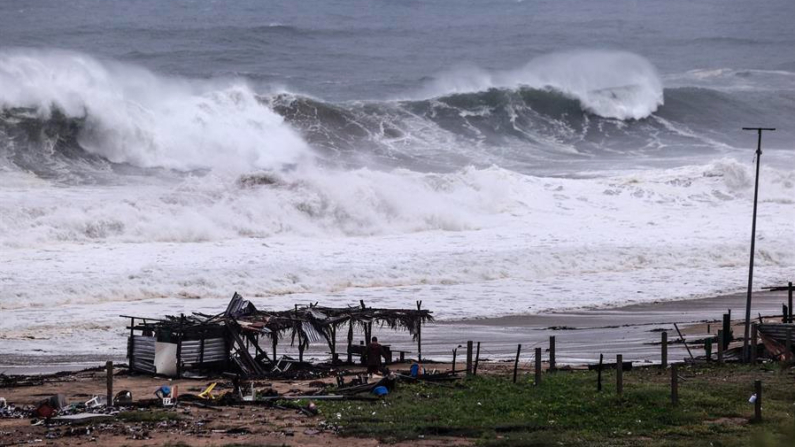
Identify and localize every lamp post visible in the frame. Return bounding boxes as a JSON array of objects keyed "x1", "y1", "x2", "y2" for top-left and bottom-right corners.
[{"x1": 741, "y1": 127, "x2": 775, "y2": 363}]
